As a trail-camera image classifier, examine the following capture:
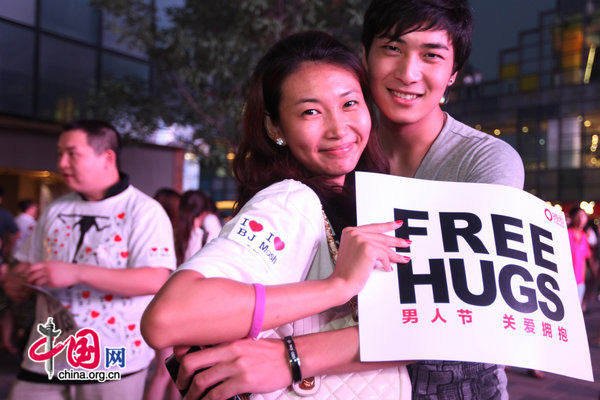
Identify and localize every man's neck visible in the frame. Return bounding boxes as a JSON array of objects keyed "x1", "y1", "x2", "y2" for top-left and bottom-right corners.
[
  {"x1": 379, "y1": 109, "x2": 446, "y2": 177},
  {"x1": 80, "y1": 171, "x2": 124, "y2": 202}
]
